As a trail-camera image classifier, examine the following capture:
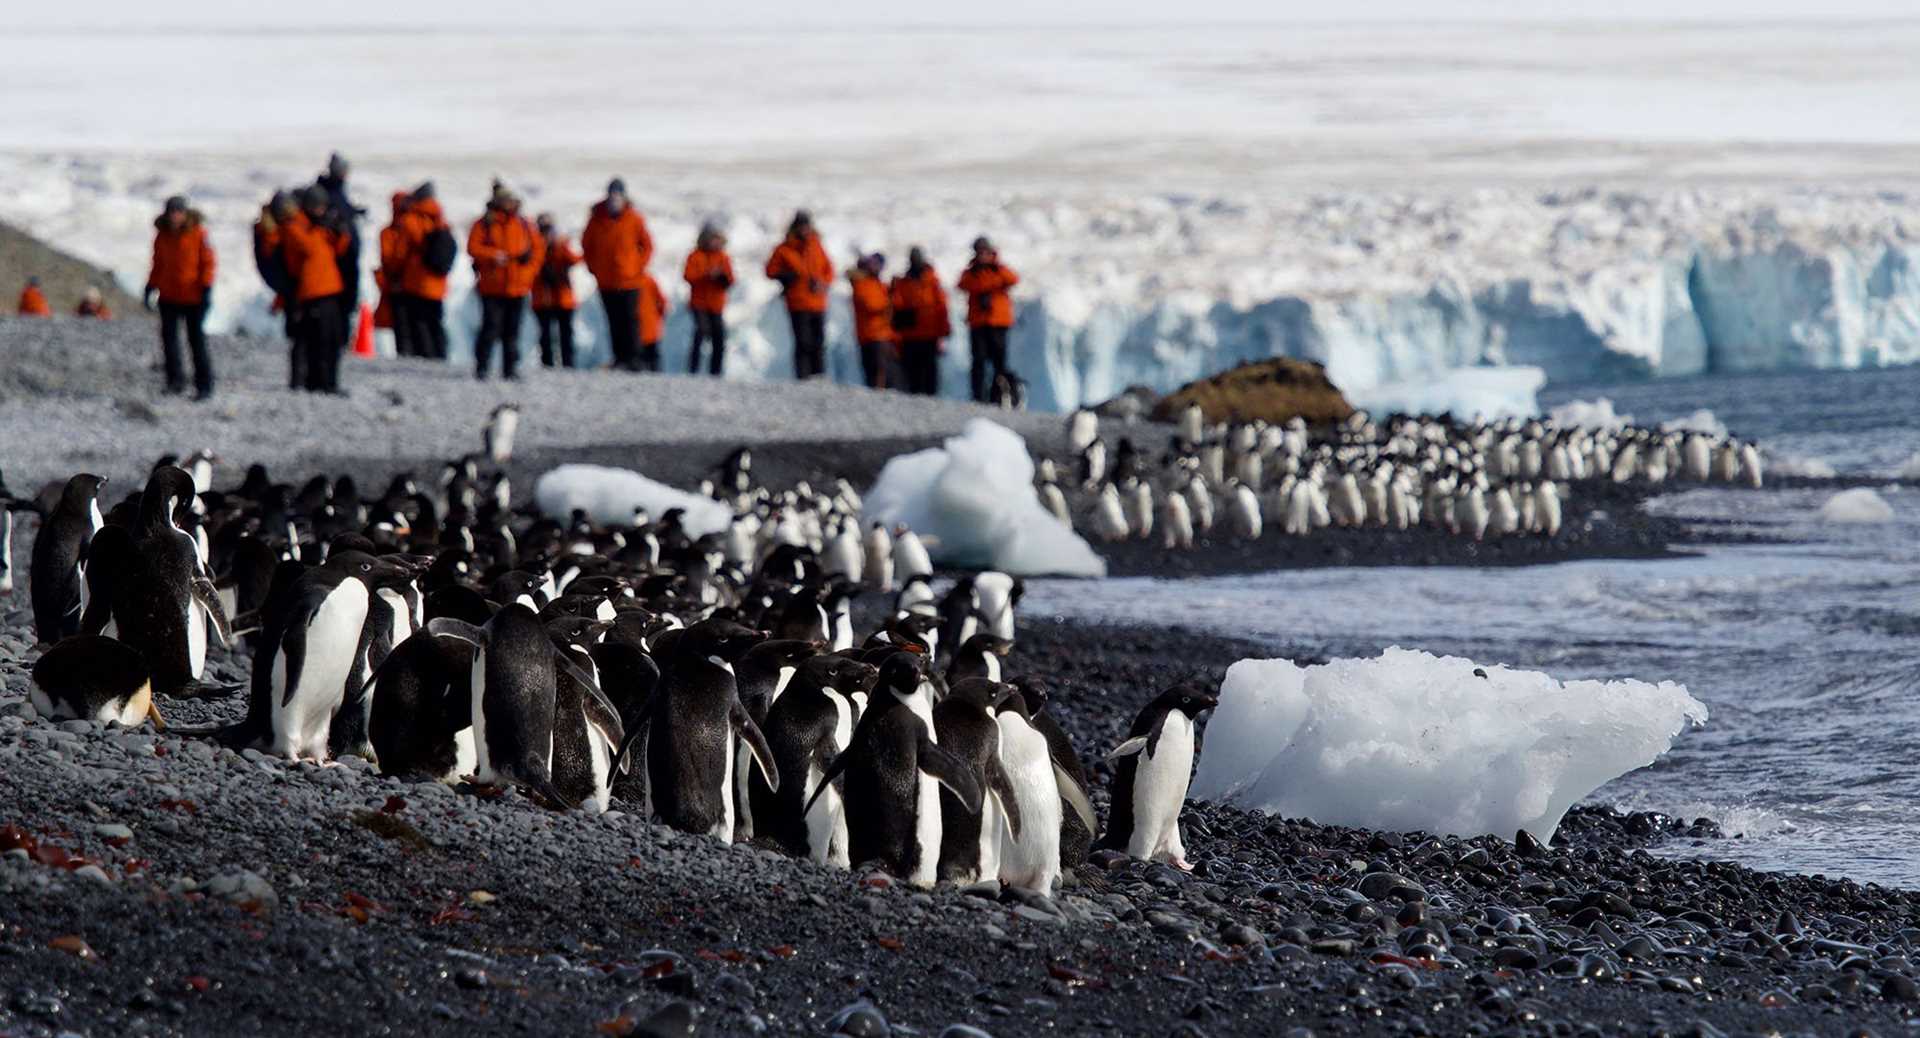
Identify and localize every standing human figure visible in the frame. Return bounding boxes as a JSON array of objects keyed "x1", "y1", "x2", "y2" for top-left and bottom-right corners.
[
  {"x1": 253, "y1": 191, "x2": 299, "y2": 384},
  {"x1": 144, "y1": 196, "x2": 218, "y2": 399},
  {"x1": 377, "y1": 191, "x2": 416, "y2": 357},
  {"x1": 682, "y1": 223, "x2": 733, "y2": 375},
  {"x1": 281, "y1": 186, "x2": 351, "y2": 393},
  {"x1": 765, "y1": 210, "x2": 834, "y2": 379},
  {"x1": 532, "y1": 213, "x2": 582, "y2": 369},
  {"x1": 957, "y1": 236, "x2": 1019, "y2": 402},
  {"x1": 16, "y1": 277, "x2": 50, "y2": 317},
  {"x1": 467, "y1": 182, "x2": 543, "y2": 381},
  {"x1": 888, "y1": 246, "x2": 951, "y2": 396},
  {"x1": 636, "y1": 269, "x2": 669, "y2": 373},
  {"x1": 396, "y1": 182, "x2": 454, "y2": 360},
  {"x1": 313, "y1": 152, "x2": 364, "y2": 351},
  {"x1": 581, "y1": 179, "x2": 652, "y2": 371},
  {"x1": 848, "y1": 252, "x2": 896, "y2": 389}
]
